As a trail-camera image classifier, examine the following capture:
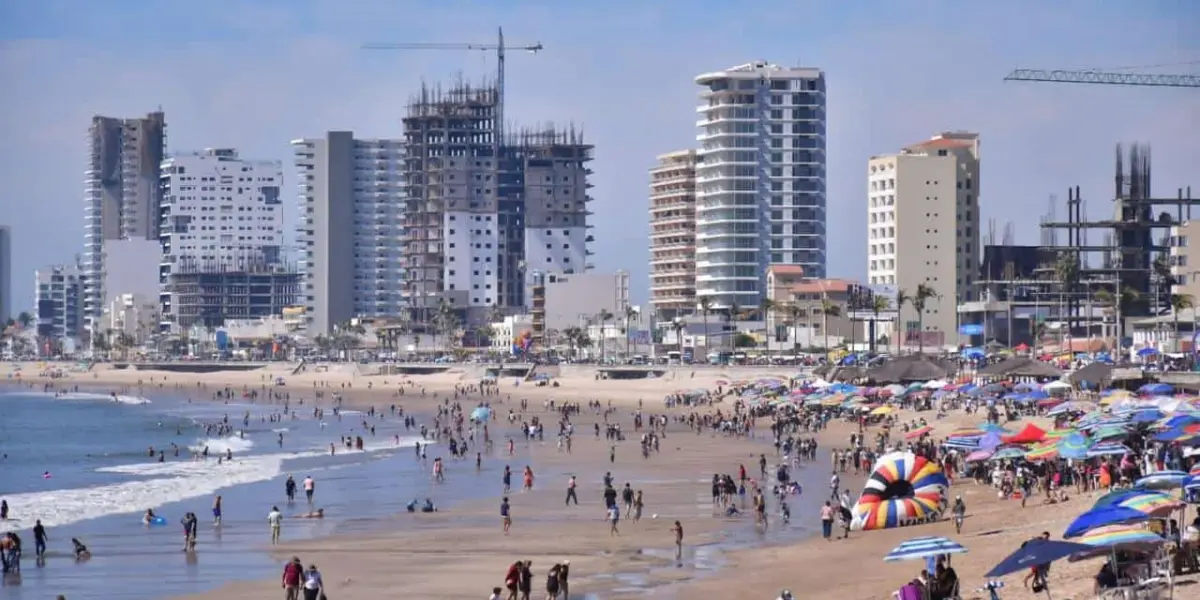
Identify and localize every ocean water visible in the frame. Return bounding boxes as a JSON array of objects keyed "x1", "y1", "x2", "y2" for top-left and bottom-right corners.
[{"x1": 0, "y1": 385, "x2": 475, "y2": 600}]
